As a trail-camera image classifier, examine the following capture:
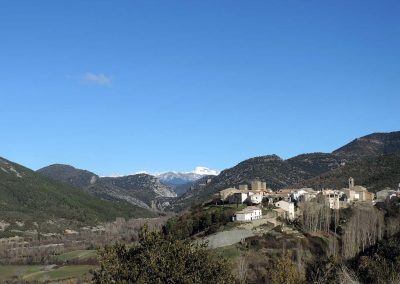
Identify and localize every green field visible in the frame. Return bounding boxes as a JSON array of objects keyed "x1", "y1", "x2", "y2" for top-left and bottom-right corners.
[
  {"x1": 0, "y1": 264, "x2": 94, "y2": 282},
  {"x1": 0, "y1": 249, "x2": 98, "y2": 282},
  {"x1": 0, "y1": 265, "x2": 42, "y2": 280},
  {"x1": 52, "y1": 249, "x2": 97, "y2": 262},
  {"x1": 24, "y1": 265, "x2": 94, "y2": 282}
]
